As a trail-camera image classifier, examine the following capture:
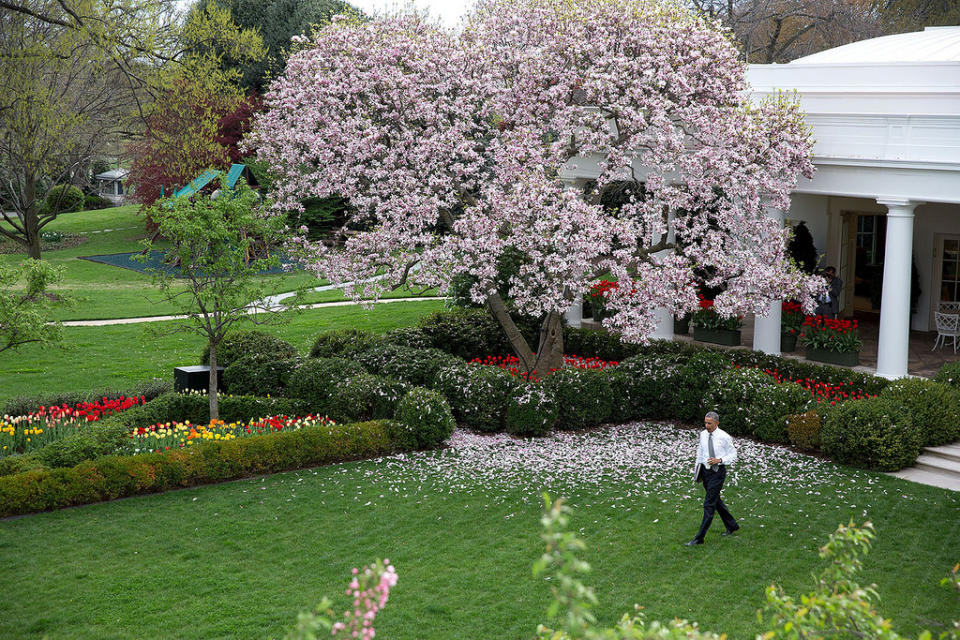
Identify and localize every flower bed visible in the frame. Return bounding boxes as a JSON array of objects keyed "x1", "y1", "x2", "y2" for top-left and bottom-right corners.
[
  {"x1": 691, "y1": 296, "x2": 742, "y2": 331},
  {"x1": 1, "y1": 396, "x2": 145, "y2": 456},
  {"x1": 799, "y1": 315, "x2": 862, "y2": 353},
  {"x1": 470, "y1": 354, "x2": 619, "y2": 381},
  {"x1": 122, "y1": 414, "x2": 337, "y2": 455},
  {"x1": 741, "y1": 365, "x2": 876, "y2": 404}
]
